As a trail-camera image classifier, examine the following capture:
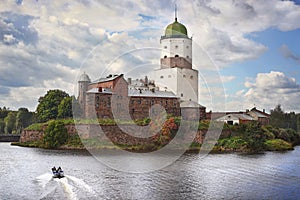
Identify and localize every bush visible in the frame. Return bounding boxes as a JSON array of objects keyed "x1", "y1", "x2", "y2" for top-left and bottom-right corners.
[
  {"x1": 217, "y1": 137, "x2": 247, "y2": 150},
  {"x1": 264, "y1": 139, "x2": 293, "y2": 151},
  {"x1": 43, "y1": 120, "x2": 68, "y2": 148}
]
